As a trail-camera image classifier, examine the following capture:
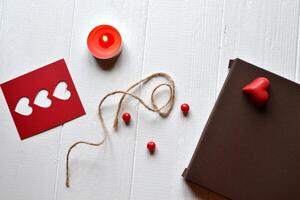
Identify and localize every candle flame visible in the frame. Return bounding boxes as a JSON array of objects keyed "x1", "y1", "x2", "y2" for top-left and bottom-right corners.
[{"x1": 102, "y1": 35, "x2": 108, "y2": 43}]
